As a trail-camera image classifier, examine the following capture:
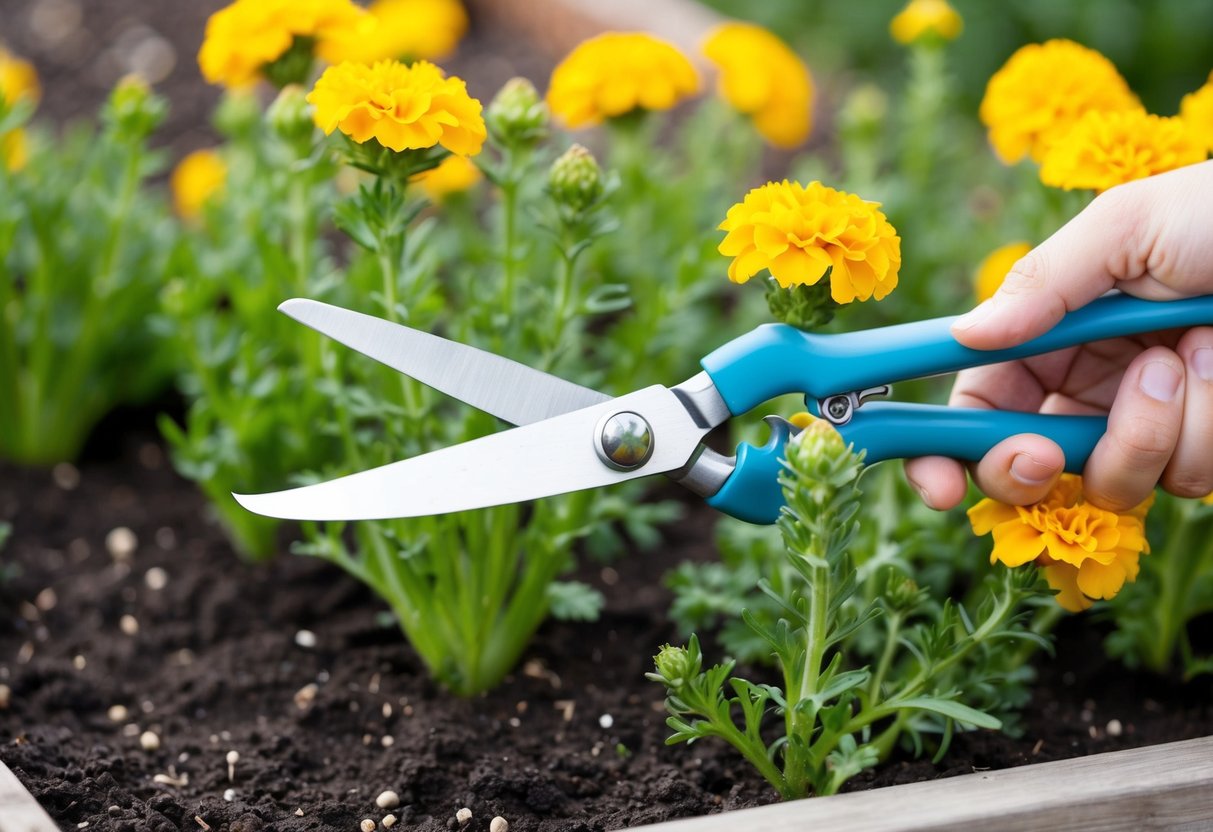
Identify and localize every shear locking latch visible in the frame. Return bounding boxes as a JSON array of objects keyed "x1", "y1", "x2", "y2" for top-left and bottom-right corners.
[{"x1": 819, "y1": 385, "x2": 891, "y2": 426}]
